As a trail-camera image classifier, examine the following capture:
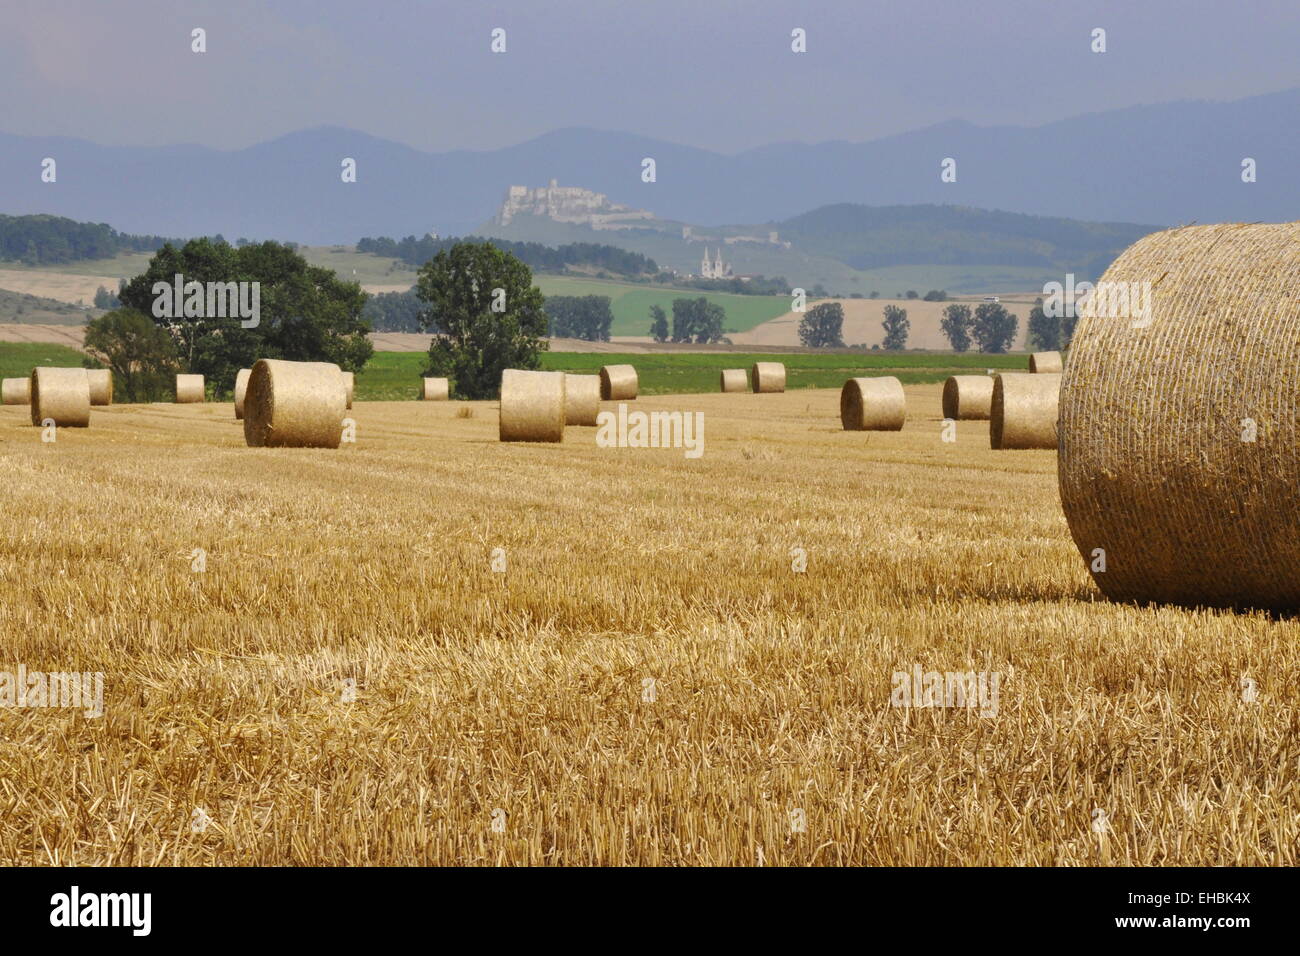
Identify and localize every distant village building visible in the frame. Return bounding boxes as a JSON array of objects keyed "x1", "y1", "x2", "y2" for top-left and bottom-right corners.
[{"x1": 494, "y1": 180, "x2": 655, "y2": 230}]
